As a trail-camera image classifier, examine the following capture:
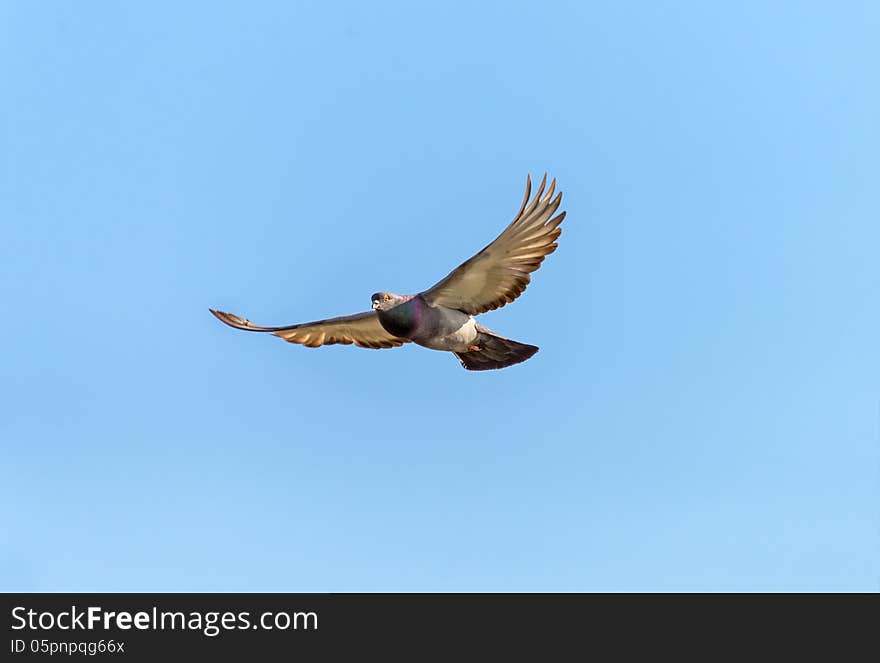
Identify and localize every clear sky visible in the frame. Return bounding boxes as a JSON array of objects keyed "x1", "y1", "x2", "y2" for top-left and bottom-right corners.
[{"x1": 2, "y1": 2, "x2": 878, "y2": 591}]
